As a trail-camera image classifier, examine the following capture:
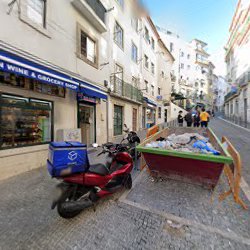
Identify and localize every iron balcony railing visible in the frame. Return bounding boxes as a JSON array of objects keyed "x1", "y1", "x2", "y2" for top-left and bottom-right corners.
[
  {"x1": 110, "y1": 76, "x2": 143, "y2": 103},
  {"x1": 85, "y1": 0, "x2": 106, "y2": 23},
  {"x1": 237, "y1": 71, "x2": 250, "y2": 87},
  {"x1": 224, "y1": 91, "x2": 238, "y2": 102}
]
